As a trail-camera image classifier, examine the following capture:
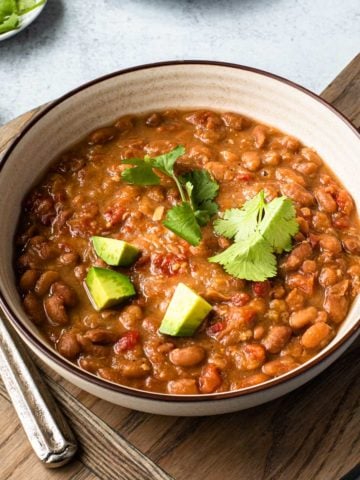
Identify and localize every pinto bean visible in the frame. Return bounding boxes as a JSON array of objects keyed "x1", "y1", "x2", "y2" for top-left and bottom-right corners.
[
  {"x1": 262, "y1": 356, "x2": 300, "y2": 377},
  {"x1": 319, "y1": 234, "x2": 342, "y2": 255},
  {"x1": 275, "y1": 168, "x2": 305, "y2": 186},
  {"x1": 262, "y1": 326, "x2": 292, "y2": 354},
  {"x1": 252, "y1": 125, "x2": 267, "y2": 148},
  {"x1": 289, "y1": 306, "x2": 318, "y2": 329},
  {"x1": 312, "y1": 212, "x2": 331, "y2": 231},
  {"x1": 167, "y1": 378, "x2": 199, "y2": 394},
  {"x1": 280, "y1": 182, "x2": 314, "y2": 206},
  {"x1": 262, "y1": 151, "x2": 281, "y2": 166},
  {"x1": 50, "y1": 282, "x2": 77, "y2": 306},
  {"x1": 117, "y1": 359, "x2": 151, "y2": 378},
  {"x1": 301, "y1": 148, "x2": 322, "y2": 165},
  {"x1": 342, "y1": 237, "x2": 360, "y2": 254},
  {"x1": 319, "y1": 267, "x2": 339, "y2": 287},
  {"x1": 301, "y1": 322, "x2": 332, "y2": 349},
  {"x1": 20, "y1": 270, "x2": 40, "y2": 291},
  {"x1": 324, "y1": 280, "x2": 349, "y2": 323},
  {"x1": 286, "y1": 273, "x2": 314, "y2": 296},
  {"x1": 283, "y1": 242, "x2": 312, "y2": 271},
  {"x1": 84, "y1": 328, "x2": 119, "y2": 344},
  {"x1": 44, "y1": 295, "x2": 68, "y2": 325},
  {"x1": 293, "y1": 161, "x2": 319, "y2": 176},
  {"x1": 336, "y1": 190, "x2": 353, "y2": 215},
  {"x1": 57, "y1": 332, "x2": 81, "y2": 359},
  {"x1": 59, "y1": 252, "x2": 79, "y2": 265},
  {"x1": 285, "y1": 289, "x2": 305, "y2": 311},
  {"x1": 230, "y1": 343, "x2": 266, "y2": 370},
  {"x1": 241, "y1": 151, "x2": 261, "y2": 171},
  {"x1": 35, "y1": 271, "x2": 59, "y2": 296},
  {"x1": 169, "y1": 346, "x2": 206, "y2": 367},
  {"x1": 237, "y1": 373, "x2": 270, "y2": 388},
  {"x1": 23, "y1": 292, "x2": 45, "y2": 324},
  {"x1": 198, "y1": 364, "x2": 222, "y2": 393},
  {"x1": 88, "y1": 126, "x2": 118, "y2": 145},
  {"x1": 221, "y1": 112, "x2": 244, "y2": 130},
  {"x1": 204, "y1": 161, "x2": 229, "y2": 181},
  {"x1": 315, "y1": 188, "x2": 337, "y2": 213}
]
